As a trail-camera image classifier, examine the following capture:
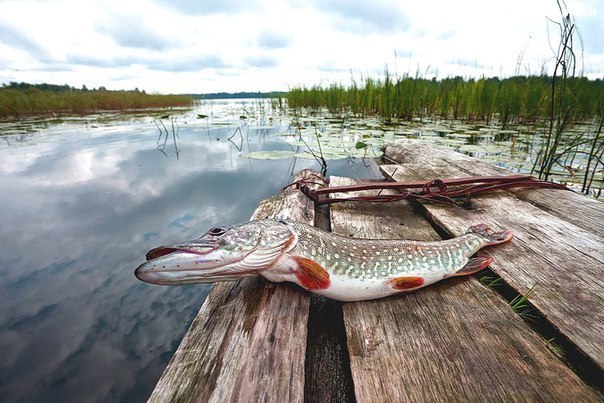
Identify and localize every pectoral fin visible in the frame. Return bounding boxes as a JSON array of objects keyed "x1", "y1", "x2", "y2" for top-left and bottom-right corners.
[
  {"x1": 389, "y1": 276, "x2": 425, "y2": 290},
  {"x1": 449, "y1": 255, "x2": 493, "y2": 277},
  {"x1": 292, "y1": 256, "x2": 331, "y2": 290}
]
